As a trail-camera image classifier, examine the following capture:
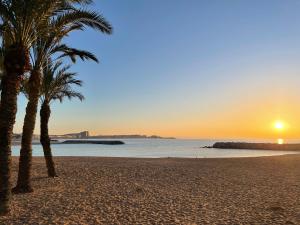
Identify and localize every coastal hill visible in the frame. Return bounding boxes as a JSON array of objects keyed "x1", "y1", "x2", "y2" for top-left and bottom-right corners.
[
  {"x1": 12, "y1": 131, "x2": 175, "y2": 141},
  {"x1": 49, "y1": 131, "x2": 175, "y2": 140}
]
